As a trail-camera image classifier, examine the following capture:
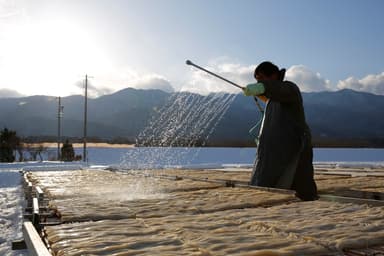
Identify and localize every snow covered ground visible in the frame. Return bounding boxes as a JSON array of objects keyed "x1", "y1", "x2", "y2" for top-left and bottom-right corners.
[{"x1": 0, "y1": 170, "x2": 27, "y2": 256}]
